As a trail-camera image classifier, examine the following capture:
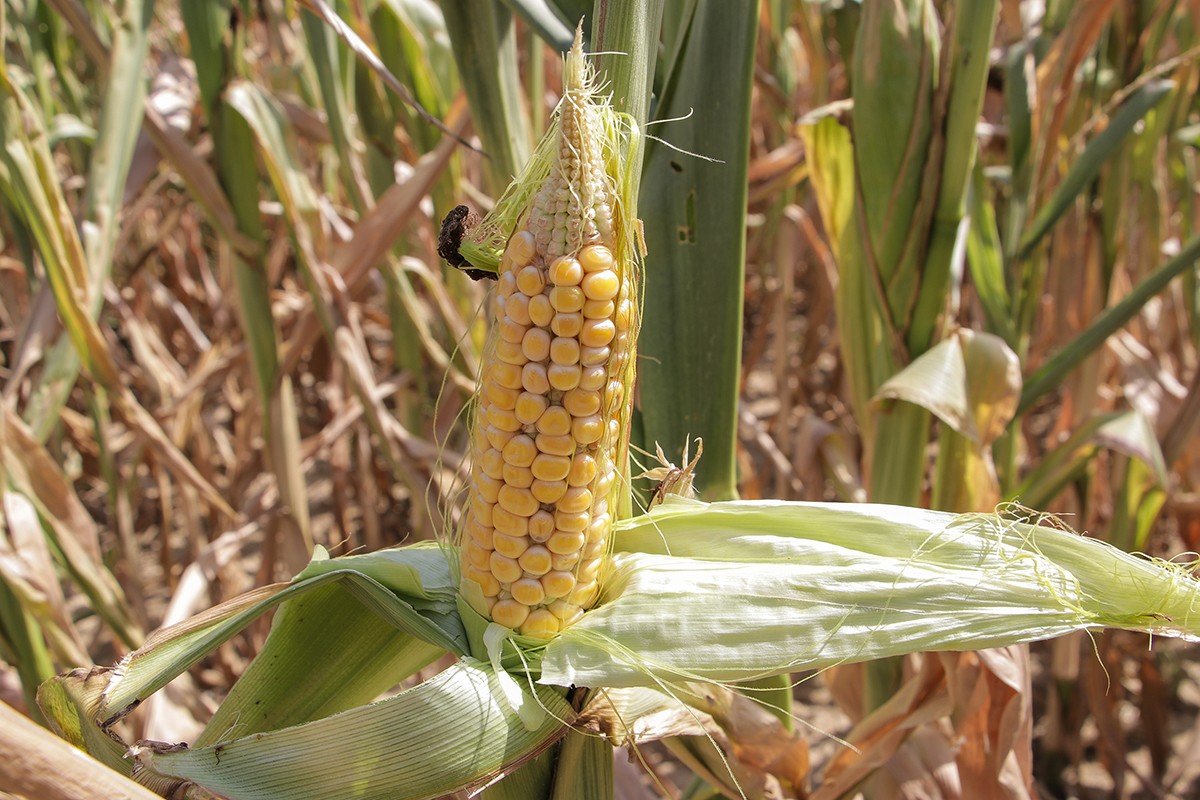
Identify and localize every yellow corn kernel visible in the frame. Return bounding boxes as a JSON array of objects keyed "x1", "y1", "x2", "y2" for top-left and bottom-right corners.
[
  {"x1": 580, "y1": 319, "x2": 615, "y2": 348},
  {"x1": 491, "y1": 599, "x2": 530, "y2": 629},
  {"x1": 521, "y1": 363, "x2": 551, "y2": 395},
  {"x1": 578, "y1": 365, "x2": 606, "y2": 391},
  {"x1": 470, "y1": 499, "x2": 493, "y2": 527},
  {"x1": 466, "y1": 566, "x2": 501, "y2": 597},
  {"x1": 572, "y1": 414, "x2": 603, "y2": 445},
  {"x1": 568, "y1": 452, "x2": 598, "y2": 486},
  {"x1": 580, "y1": 345, "x2": 610, "y2": 367},
  {"x1": 496, "y1": 271, "x2": 517, "y2": 298},
  {"x1": 466, "y1": 519, "x2": 494, "y2": 548},
  {"x1": 511, "y1": 577, "x2": 546, "y2": 606},
  {"x1": 520, "y1": 608, "x2": 560, "y2": 639},
  {"x1": 548, "y1": 529, "x2": 586, "y2": 554},
  {"x1": 498, "y1": 316, "x2": 527, "y2": 344},
  {"x1": 518, "y1": 545, "x2": 553, "y2": 575},
  {"x1": 581, "y1": 298, "x2": 614, "y2": 320},
  {"x1": 464, "y1": 541, "x2": 491, "y2": 569},
  {"x1": 548, "y1": 363, "x2": 581, "y2": 391},
  {"x1": 536, "y1": 406, "x2": 572, "y2": 436},
  {"x1": 485, "y1": 405, "x2": 521, "y2": 432},
  {"x1": 501, "y1": 463, "x2": 533, "y2": 489},
  {"x1": 529, "y1": 510, "x2": 555, "y2": 542},
  {"x1": 486, "y1": 382, "x2": 518, "y2": 410},
  {"x1": 555, "y1": 510, "x2": 590, "y2": 533},
  {"x1": 550, "y1": 312, "x2": 583, "y2": 338},
  {"x1": 485, "y1": 425, "x2": 515, "y2": 451},
  {"x1": 506, "y1": 230, "x2": 536, "y2": 266},
  {"x1": 578, "y1": 244, "x2": 613, "y2": 272},
  {"x1": 558, "y1": 487, "x2": 593, "y2": 514},
  {"x1": 535, "y1": 433, "x2": 574, "y2": 457},
  {"x1": 549, "y1": 336, "x2": 581, "y2": 366},
  {"x1": 541, "y1": 570, "x2": 577, "y2": 599},
  {"x1": 614, "y1": 297, "x2": 634, "y2": 332},
  {"x1": 492, "y1": 507, "x2": 530, "y2": 539},
  {"x1": 549, "y1": 256, "x2": 584, "y2": 286},
  {"x1": 547, "y1": 600, "x2": 584, "y2": 626},
  {"x1": 515, "y1": 392, "x2": 548, "y2": 425},
  {"x1": 502, "y1": 434, "x2": 537, "y2": 467},
  {"x1": 528, "y1": 293, "x2": 554, "y2": 327},
  {"x1": 522, "y1": 327, "x2": 552, "y2": 362},
  {"x1": 549, "y1": 286, "x2": 584, "y2": 313},
  {"x1": 493, "y1": 530, "x2": 529, "y2": 558},
  {"x1": 480, "y1": 448, "x2": 504, "y2": 480},
  {"x1": 504, "y1": 292, "x2": 531, "y2": 325},
  {"x1": 531, "y1": 453, "x2": 571, "y2": 482},
  {"x1": 494, "y1": 339, "x2": 528, "y2": 366},
  {"x1": 489, "y1": 551, "x2": 523, "y2": 583},
  {"x1": 563, "y1": 388, "x2": 600, "y2": 417},
  {"x1": 551, "y1": 551, "x2": 581, "y2": 570},
  {"x1": 489, "y1": 360, "x2": 524, "y2": 390},
  {"x1": 581, "y1": 270, "x2": 619, "y2": 301},
  {"x1": 569, "y1": 581, "x2": 599, "y2": 607},
  {"x1": 498, "y1": 485, "x2": 539, "y2": 517},
  {"x1": 531, "y1": 478, "x2": 568, "y2": 505},
  {"x1": 475, "y1": 473, "x2": 502, "y2": 504},
  {"x1": 516, "y1": 265, "x2": 545, "y2": 296}
]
